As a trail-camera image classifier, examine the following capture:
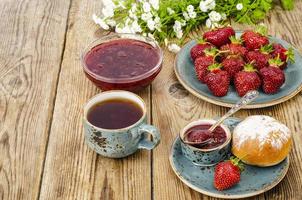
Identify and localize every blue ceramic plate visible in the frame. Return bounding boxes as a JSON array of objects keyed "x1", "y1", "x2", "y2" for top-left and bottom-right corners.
[
  {"x1": 169, "y1": 118, "x2": 289, "y2": 199},
  {"x1": 174, "y1": 32, "x2": 302, "y2": 108}
]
